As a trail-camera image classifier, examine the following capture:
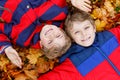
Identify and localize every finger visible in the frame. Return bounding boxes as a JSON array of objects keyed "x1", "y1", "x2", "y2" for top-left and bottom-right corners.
[
  {"x1": 17, "y1": 64, "x2": 22, "y2": 69},
  {"x1": 84, "y1": 2, "x2": 92, "y2": 9},
  {"x1": 14, "y1": 53, "x2": 22, "y2": 63},
  {"x1": 6, "y1": 53, "x2": 19, "y2": 66},
  {"x1": 10, "y1": 54, "x2": 22, "y2": 68},
  {"x1": 84, "y1": 0, "x2": 91, "y2": 4},
  {"x1": 13, "y1": 50, "x2": 22, "y2": 65},
  {"x1": 81, "y1": 6, "x2": 91, "y2": 12},
  {"x1": 12, "y1": 58, "x2": 22, "y2": 68},
  {"x1": 17, "y1": 58, "x2": 22, "y2": 68},
  {"x1": 14, "y1": 56, "x2": 22, "y2": 68},
  {"x1": 84, "y1": 0, "x2": 92, "y2": 10},
  {"x1": 11, "y1": 58, "x2": 20, "y2": 66}
]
